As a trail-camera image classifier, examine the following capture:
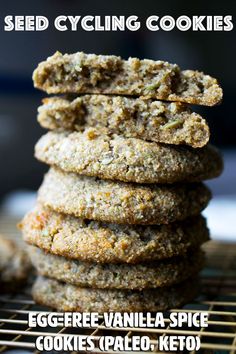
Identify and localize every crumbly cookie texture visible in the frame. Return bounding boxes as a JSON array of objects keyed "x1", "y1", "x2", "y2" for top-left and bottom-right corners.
[
  {"x1": 33, "y1": 52, "x2": 223, "y2": 106},
  {"x1": 37, "y1": 168, "x2": 211, "y2": 225},
  {"x1": 38, "y1": 95, "x2": 210, "y2": 148},
  {"x1": 33, "y1": 276, "x2": 199, "y2": 312},
  {"x1": 0, "y1": 234, "x2": 31, "y2": 292},
  {"x1": 20, "y1": 204, "x2": 209, "y2": 264},
  {"x1": 35, "y1": 129, "x2": 223, "y2": 184},
  {"x1": 29, "y1": 246, "x2": 203, "y2": 290}
]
